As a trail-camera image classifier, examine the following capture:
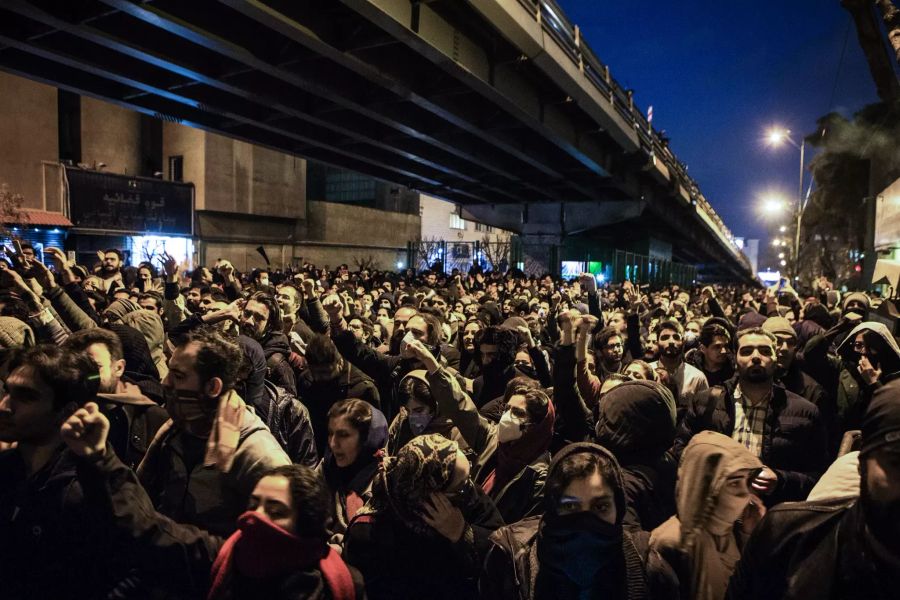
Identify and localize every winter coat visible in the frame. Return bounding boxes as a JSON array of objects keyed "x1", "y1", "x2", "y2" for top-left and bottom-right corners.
[
  {"x1": 299, "y1": 361, "x2": 381, "y2": 457},
  {"x1": 428, "y1": 366, "x2": 550, "y2": 524},
  {"x1": 137, "y1": 406, "x2": 291, "y2": 536},
  {"x1": 257, "y1": 381, "x2": 319, "y2": 467},
  {"x1": 97, "y1": 381, "x2": 170, "y2": 469},
  {"x1": 262, "y1": 331, "x2": 298, "y2": 397},
  {"x1": 675, "y1": 378, "x2": 827, "y2": 505},
  {"x1": 726, "y1": 498, "x2": 894, "y2": 600},
  {"x1": 343, "y1": 483, "x2": 504, "y2": 600},
  {"x1": 0, "y1": 446, "x2": 125, "y2": 600},
  {"x1": 481, "y1": 516, "x2": 679, "y2": 600},
  {"x1": 595, "y1": 380, "x2": 679, "y2": 531}
]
